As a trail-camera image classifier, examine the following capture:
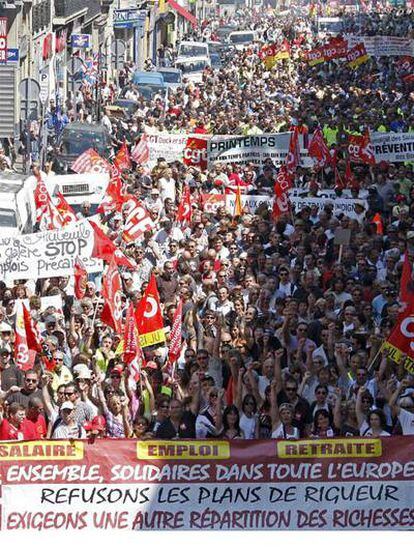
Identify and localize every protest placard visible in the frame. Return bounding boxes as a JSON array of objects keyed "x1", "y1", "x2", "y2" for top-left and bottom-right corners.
[
  {"x1": 290, "y1": 196, "x2": 367, "y2": 219},
  {"x1": 371, "y1": 132, "x2": 414, "y2": 163},
  {"x1": 345, "y1": 35, "x2": 414, "y2": 57},
  {"x1": 208, "y1": 133, "x2": 312, "y2": 167},
  {"x1": 0, "y1": 219, "x2": 103, "y2": 282}
]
